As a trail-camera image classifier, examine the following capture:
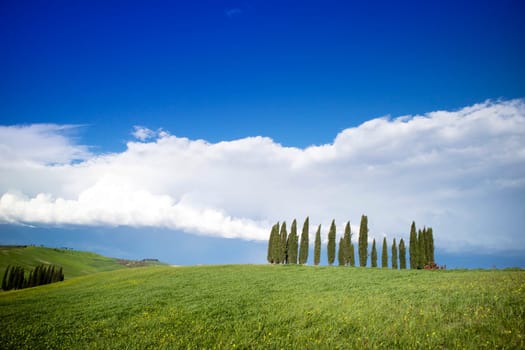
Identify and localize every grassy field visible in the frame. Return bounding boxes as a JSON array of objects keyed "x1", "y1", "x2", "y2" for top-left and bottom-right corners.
[
  {"x1": 0, "y1": 246, "x2": 162, "y2": 279},
  {"x1": 0, "y1": 264, "x2": 523, "y2": 349}
]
